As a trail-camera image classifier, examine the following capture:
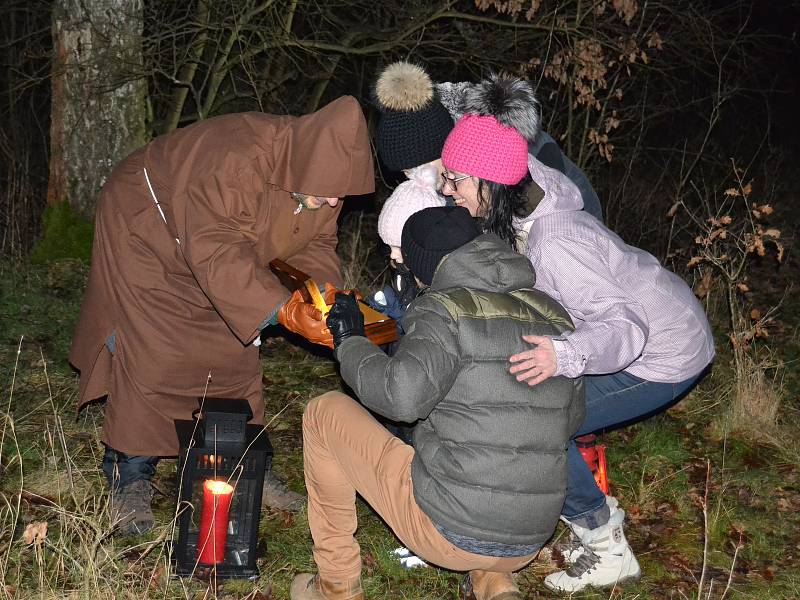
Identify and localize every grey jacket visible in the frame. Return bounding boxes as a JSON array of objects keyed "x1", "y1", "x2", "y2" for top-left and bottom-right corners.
[{"x1": 336, "y1": 234, "x2": 585, "y2": 547}]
